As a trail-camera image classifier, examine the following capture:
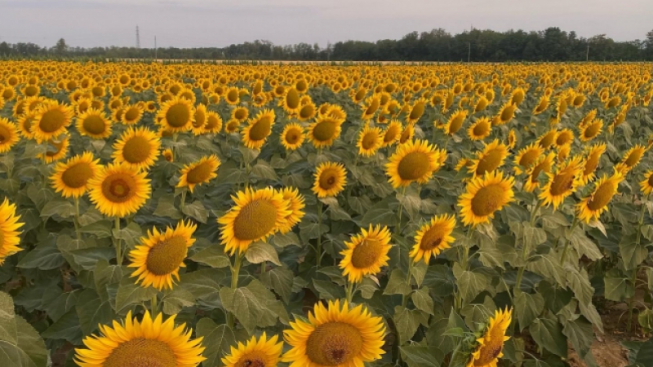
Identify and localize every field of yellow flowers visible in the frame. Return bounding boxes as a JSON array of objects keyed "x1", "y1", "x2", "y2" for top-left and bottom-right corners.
[{"x1": 0, "y1": 60, "x2": 652, "y2": 367}]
